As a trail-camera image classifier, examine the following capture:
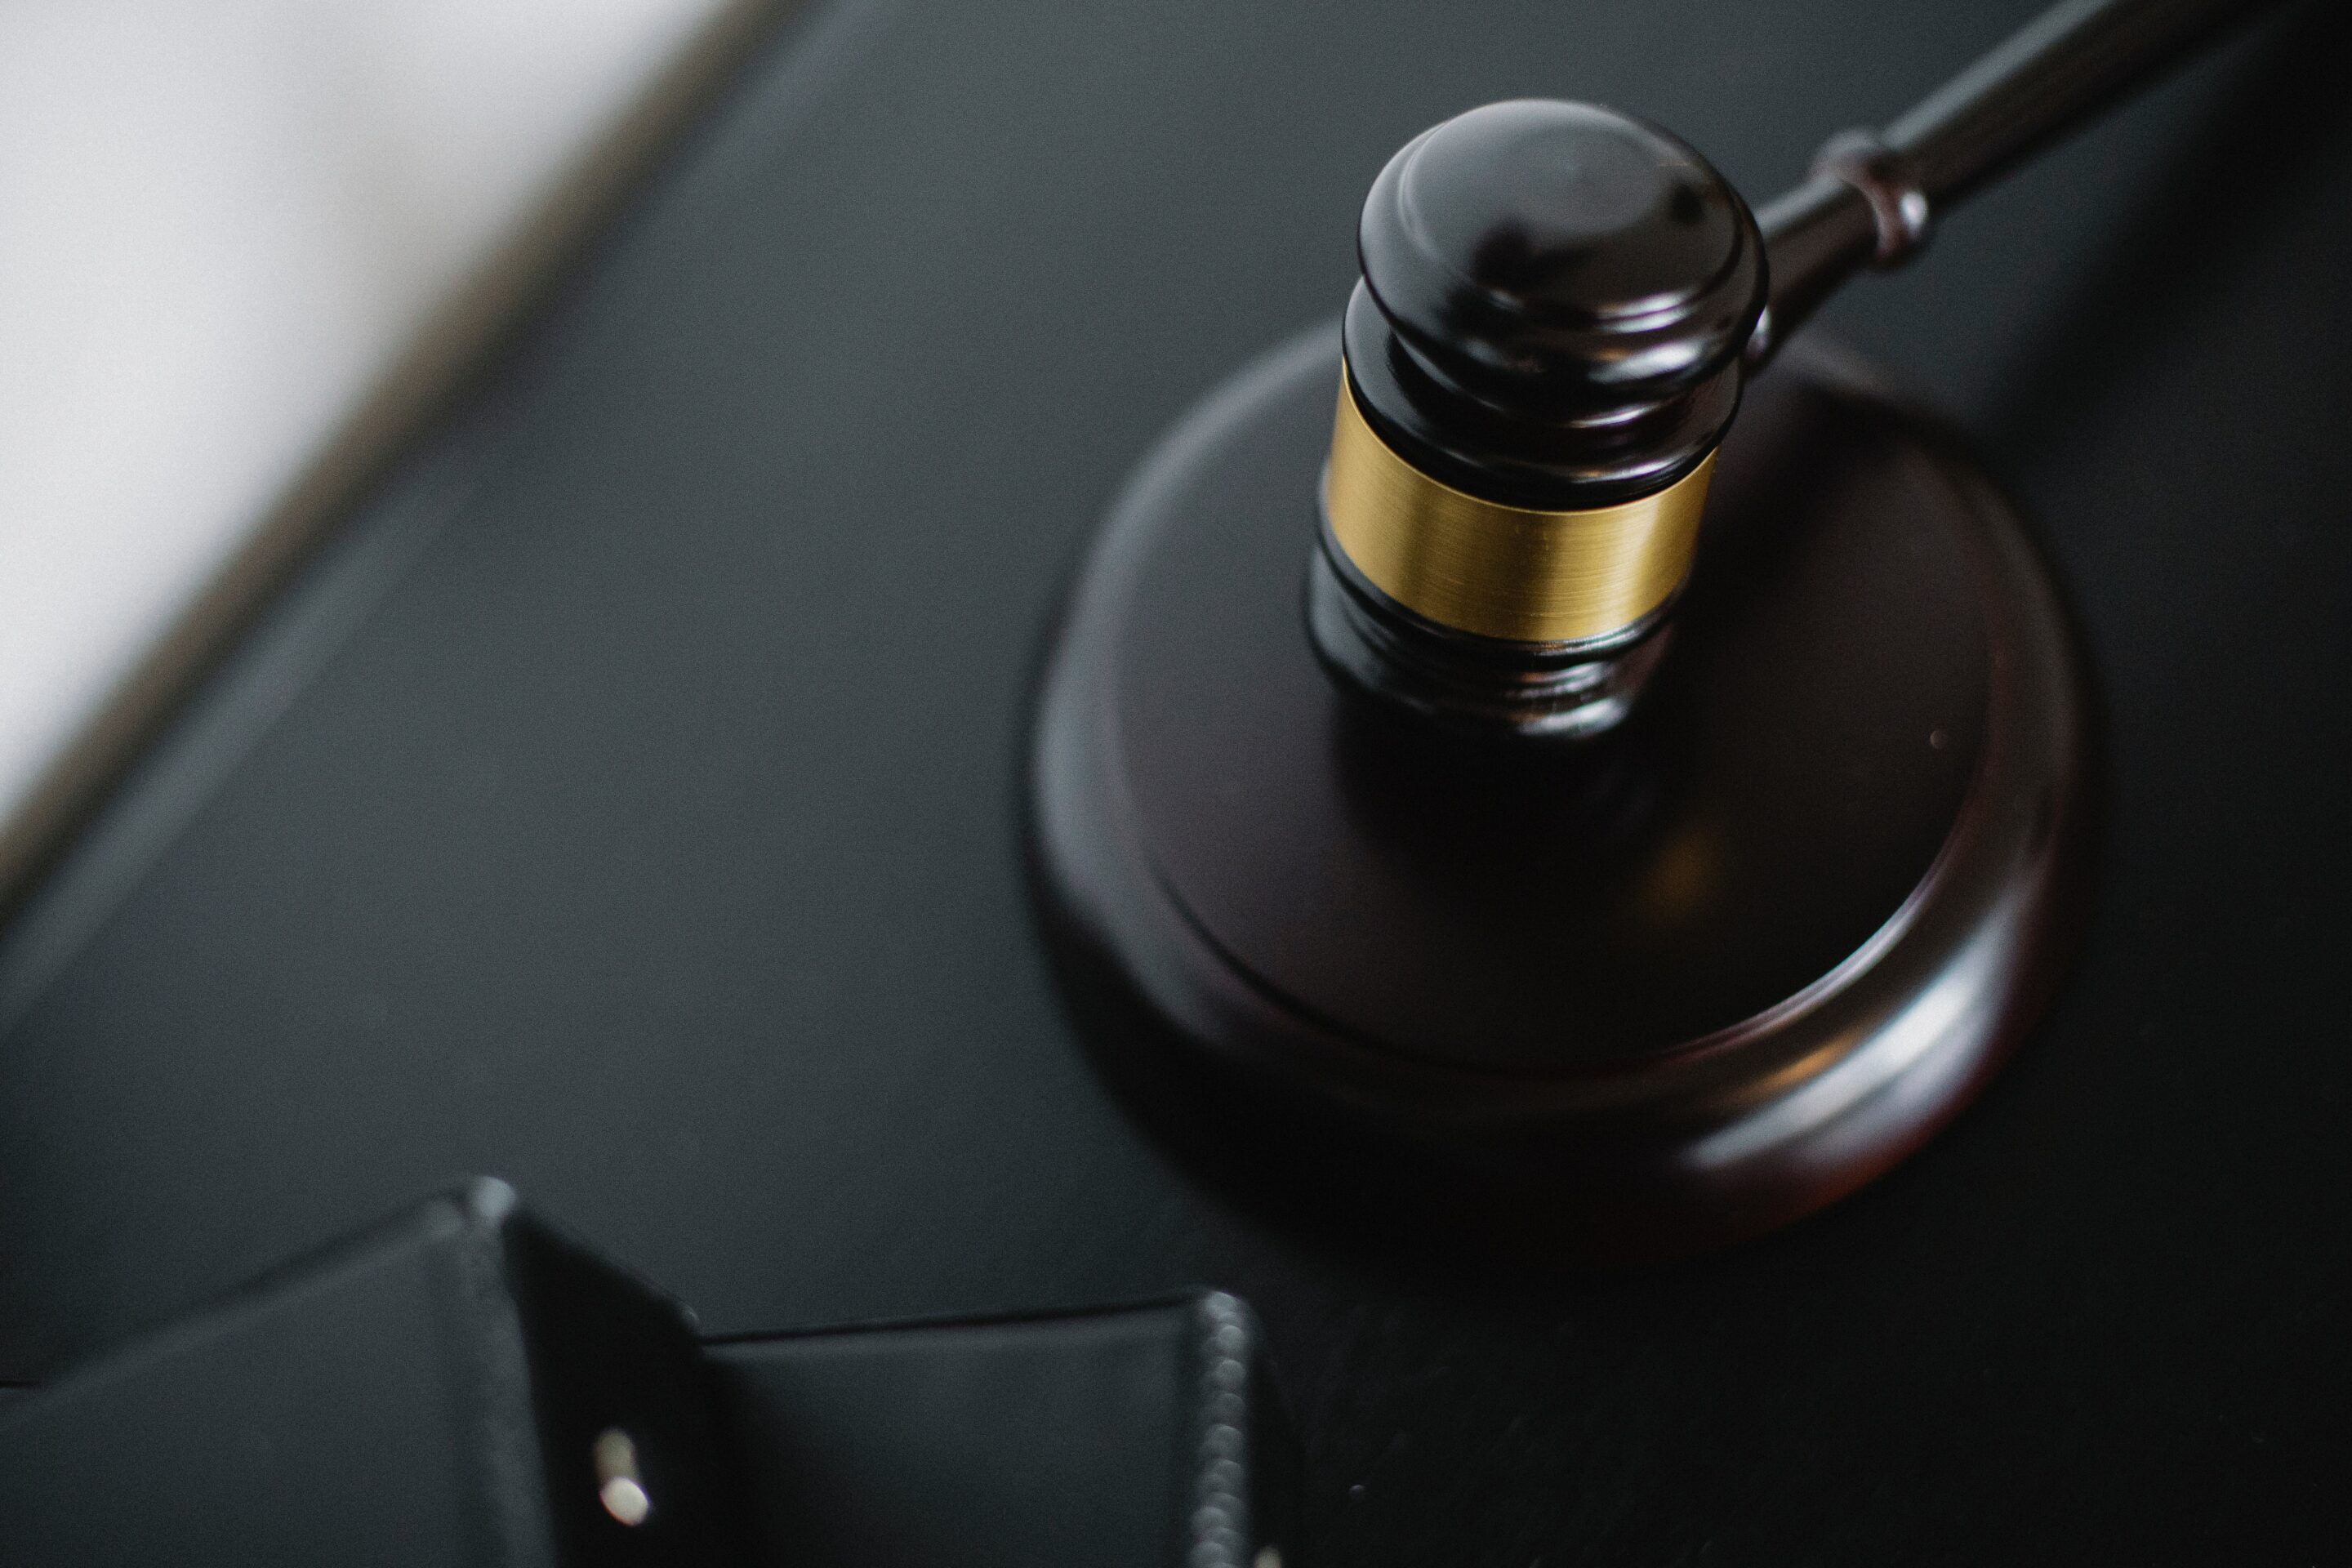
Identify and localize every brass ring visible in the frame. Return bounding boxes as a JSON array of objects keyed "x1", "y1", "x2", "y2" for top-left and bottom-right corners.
[{"x1": 1323, "y1": 369, "x2": 1714, "y2": 644}]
